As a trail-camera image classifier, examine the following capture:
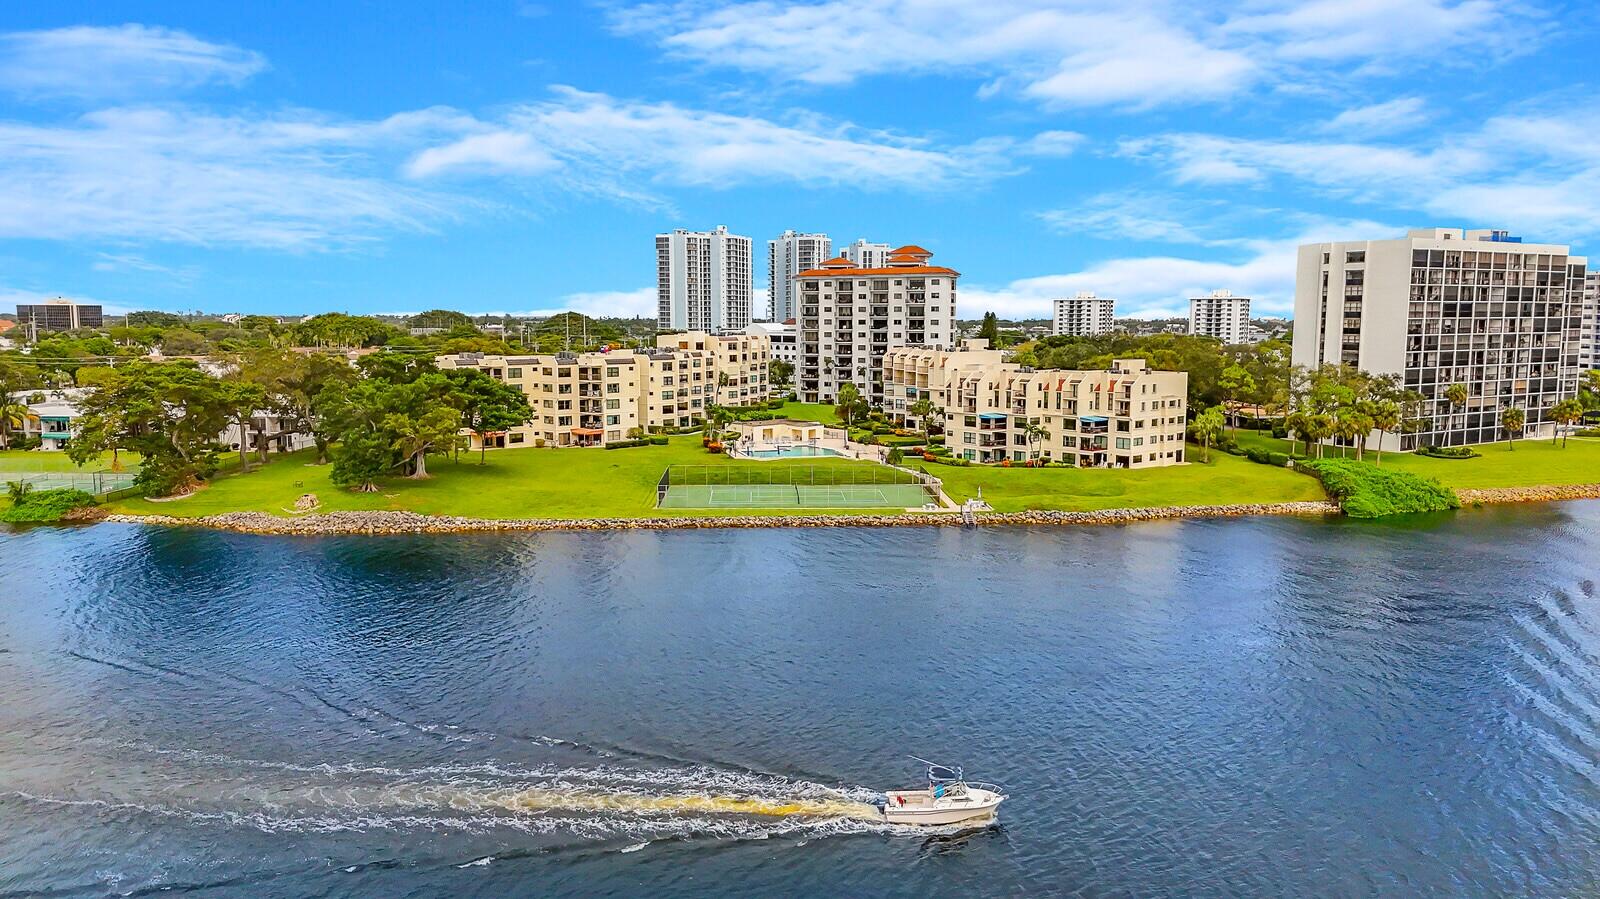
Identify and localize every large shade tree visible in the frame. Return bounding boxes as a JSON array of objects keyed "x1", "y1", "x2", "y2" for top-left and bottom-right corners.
[{"x1": 67, "y1": 362, "x2": 237, "y2": 496}]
